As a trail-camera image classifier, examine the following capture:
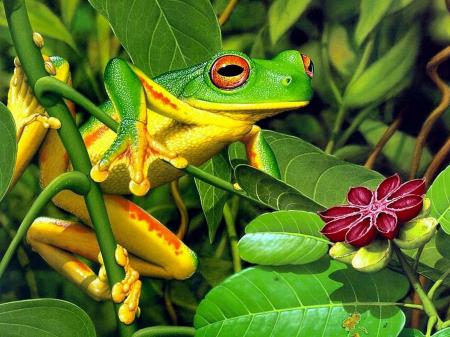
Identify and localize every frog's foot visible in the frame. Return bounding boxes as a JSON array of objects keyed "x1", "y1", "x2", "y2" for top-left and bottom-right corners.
[
  {"x1": 99, "y1": 245, "x2": 142, "y2": 325},
  {"x1": 90, "y1": 119, "x2": 187, "y2": 196},
  {"x1": 9, "y1": 55, "x2": 61, "y2": 139}
]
